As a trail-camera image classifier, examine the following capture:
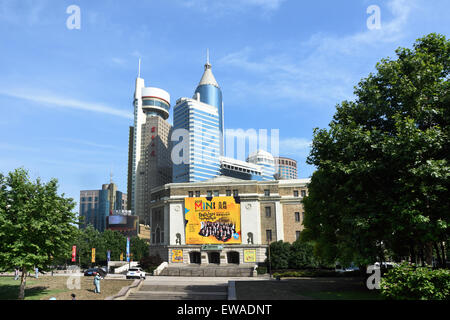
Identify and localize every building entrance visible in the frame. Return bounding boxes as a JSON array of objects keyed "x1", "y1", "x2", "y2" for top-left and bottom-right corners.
[
  {"x1": 208, "y1": 252, "x2": 220, "y2": 264},
  {"x1": 190, "y1": 252, "x2": 201, "y2": 264},
  {"x1": 227, "y1": 251, "x2": 240, "y2": 264}
]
